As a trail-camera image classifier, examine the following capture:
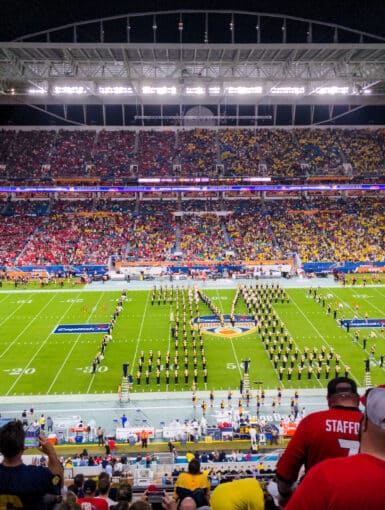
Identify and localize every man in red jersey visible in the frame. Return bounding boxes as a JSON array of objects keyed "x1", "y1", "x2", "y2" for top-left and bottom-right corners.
[
  {"x1": 284, "y1": 385, "x2": 385, "y2": 510},
  {"x1": 78, "y1": 479, "x2": 108, "y2": 510},
  {"x1": 276, "y1": 377, "x2": 361, "y2": 507}
]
